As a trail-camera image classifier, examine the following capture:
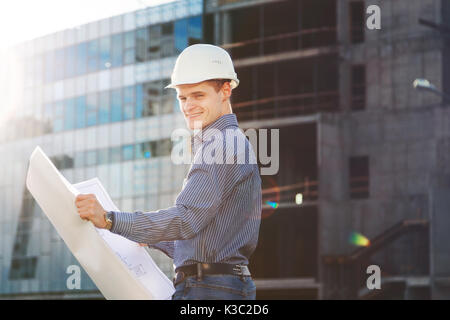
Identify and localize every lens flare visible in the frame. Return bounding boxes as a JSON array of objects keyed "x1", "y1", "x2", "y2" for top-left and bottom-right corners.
[
  {"x1": 349, "y1": 232, "x2": 370, "y2": 247},
  {"x1": 261, "y1": 176, "x2": 280, "y2": 219},
  {"x1": 266, "y1": 201, "x2": 279, "y2": 209}
]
